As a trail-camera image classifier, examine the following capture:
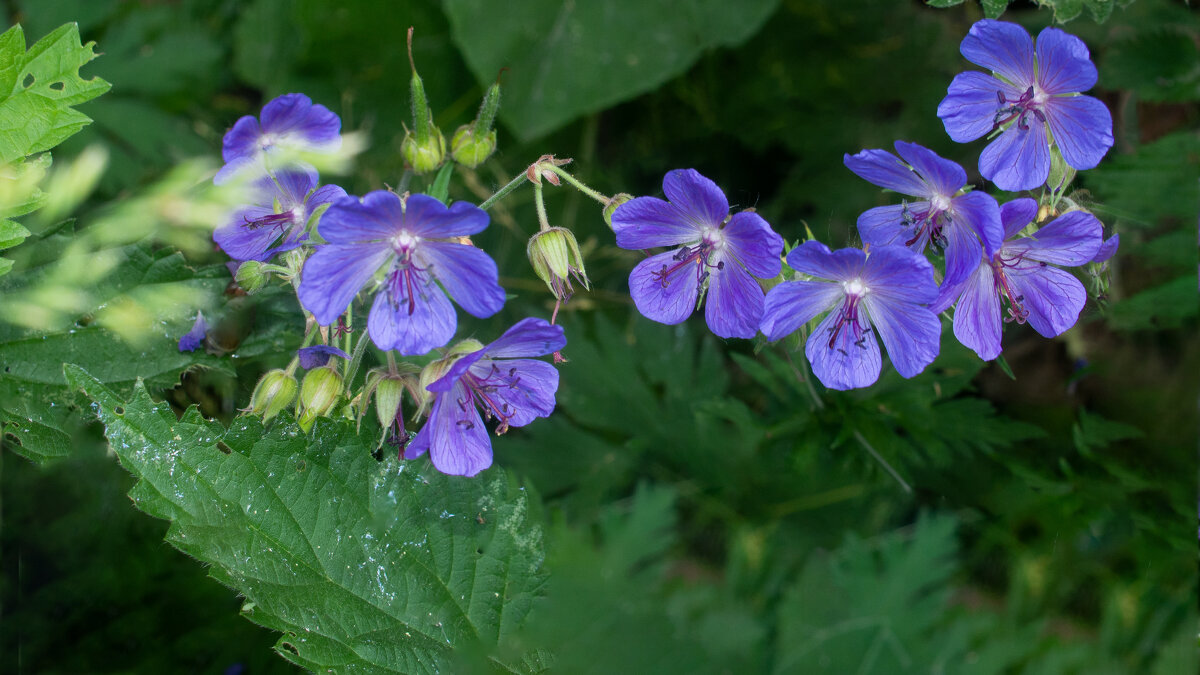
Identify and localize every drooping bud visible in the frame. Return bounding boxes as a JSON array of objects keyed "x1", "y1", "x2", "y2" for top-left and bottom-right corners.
[
  {"x1": 603, "y1": 193, "x2": 633, "y2": 229},
  {"x1": 527, "y1": 227, "x2": 589, "y2": 301},
  {"x1": 1045, "y1": 145, "x2": 1076, "y2": 195},
  {"x1": 451, "y1": 77, "x2": 501, "y2": 168},
  {"x1": 402, "y1": 27, "x2": 446, "y2": 174},
  {"x1": 235, "y1": 260, "x2": 269, "y2": 293},
  {"x1": 249, "y1": 369, "x2": 298, "y2": 421},
  {"x1": 298, "y1": 365, "x2": 343, "y2": 430},
  {"x1": 374, "y1": 374, "x2": 407, "y2": 430}
]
